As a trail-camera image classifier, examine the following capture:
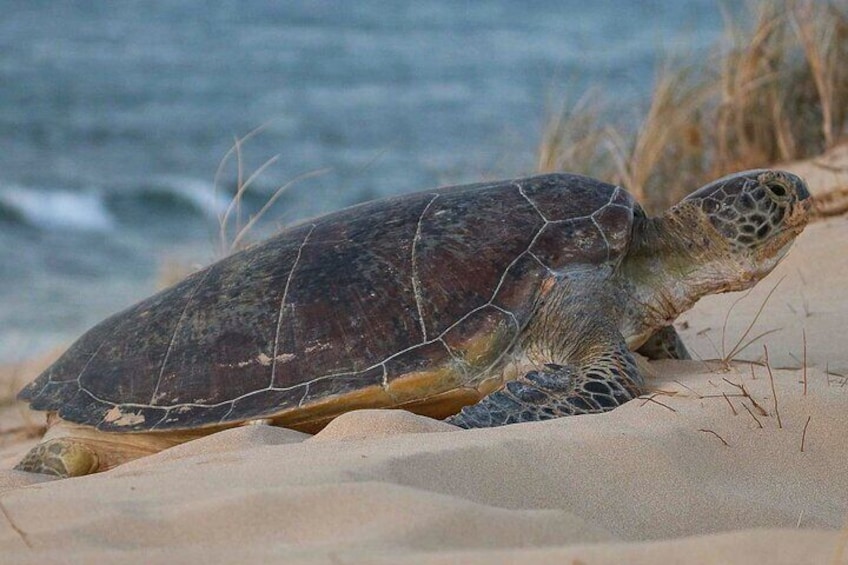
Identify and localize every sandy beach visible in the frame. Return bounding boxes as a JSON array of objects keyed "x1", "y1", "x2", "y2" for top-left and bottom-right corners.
[{"x1": 0, "y1": 150, "x2": 846, "y2": 563}]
